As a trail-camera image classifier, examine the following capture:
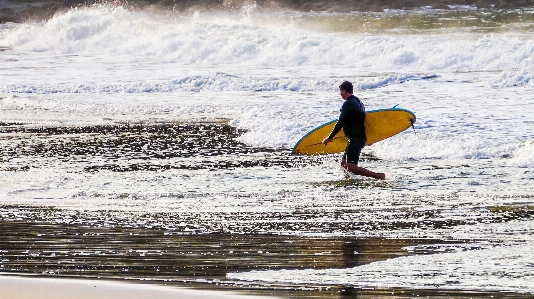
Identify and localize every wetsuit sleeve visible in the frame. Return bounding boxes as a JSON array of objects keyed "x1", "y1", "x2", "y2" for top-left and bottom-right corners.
[{"x1": 328, "y1": 105, "x2": 348, "y2": 139}]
